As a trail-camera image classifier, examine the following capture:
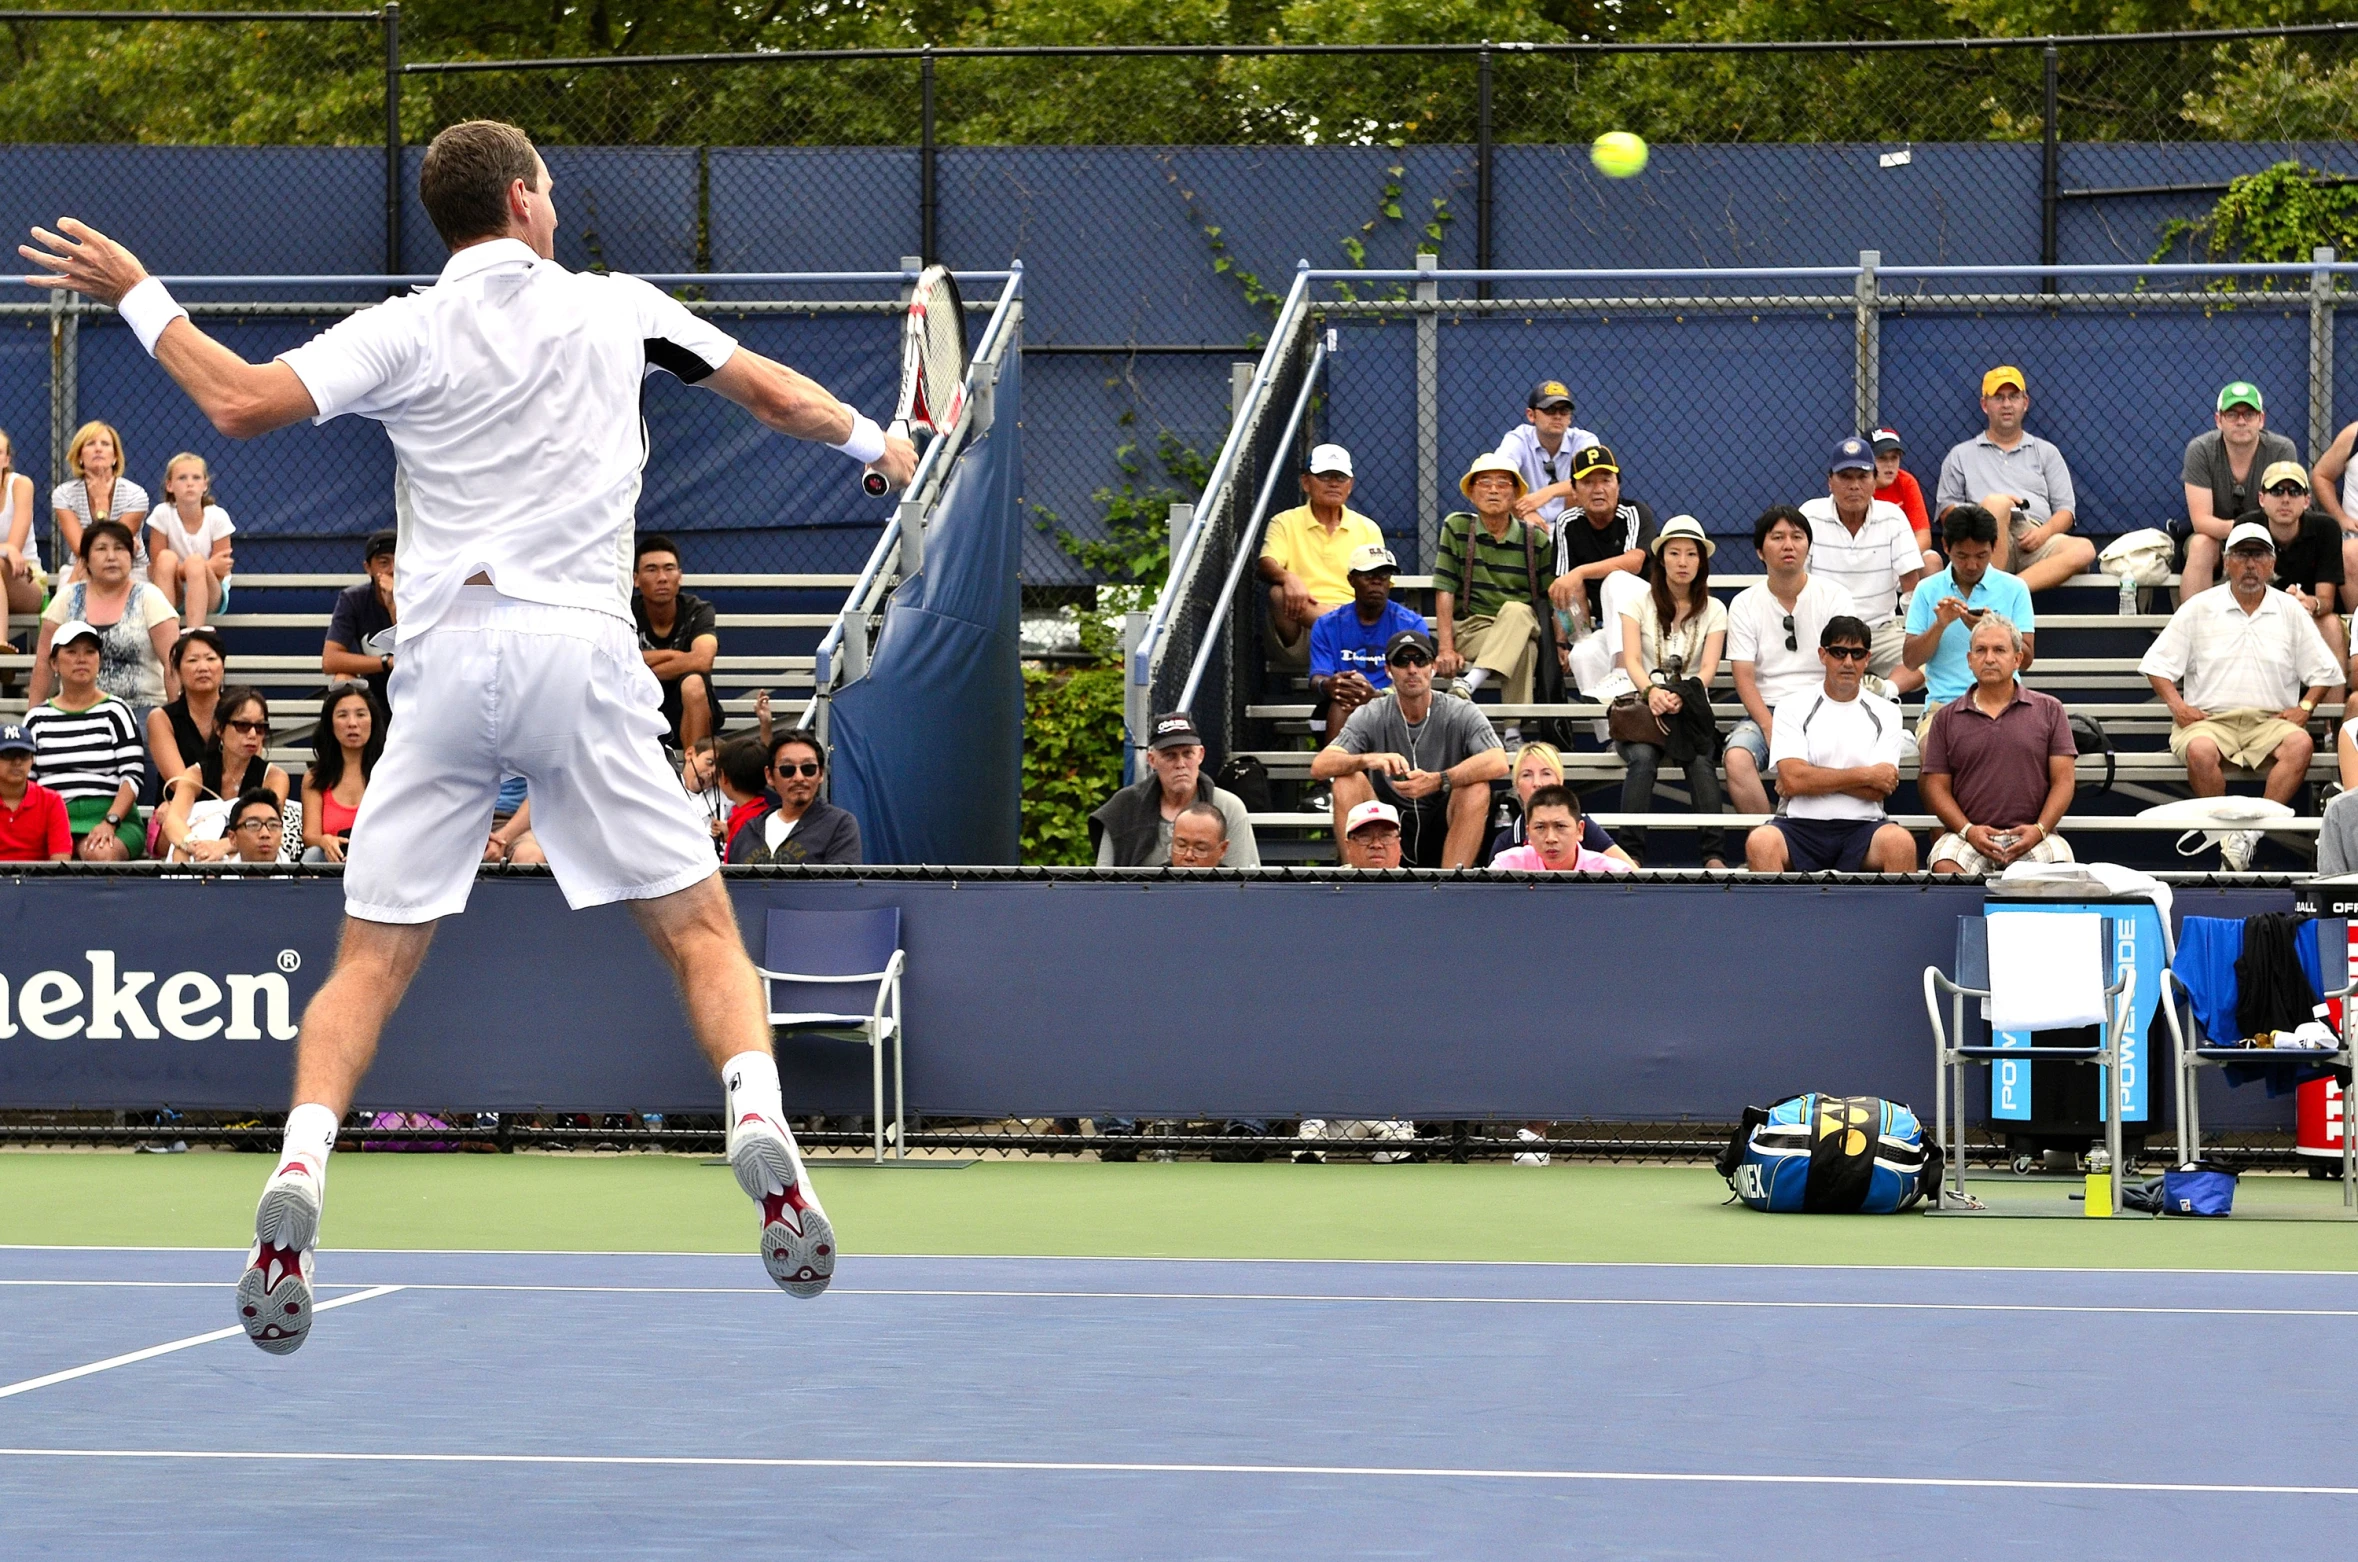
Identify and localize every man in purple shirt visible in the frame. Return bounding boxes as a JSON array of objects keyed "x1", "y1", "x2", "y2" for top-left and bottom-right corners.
[{"x1": 1919, "y1": 615, "x2": 2077, "y2": 875}]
